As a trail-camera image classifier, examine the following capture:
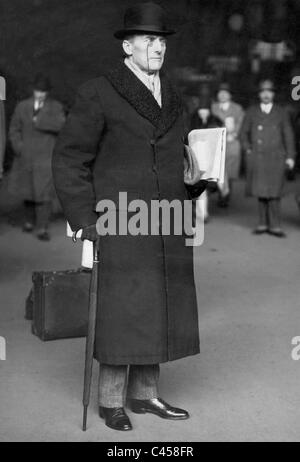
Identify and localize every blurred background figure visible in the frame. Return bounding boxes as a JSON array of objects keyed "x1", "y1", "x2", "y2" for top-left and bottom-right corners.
[
  {"x1": 9, "y1": 74, "x2": 65, "y2": 241},
  {"x1": 212, "y1": 83, "x2": 244, "y2": 208},
  {"x1": 0, "y1": 99, "x2": 5, "y2": 184},
  {"x1": 190, "y1": 93, "x2": 223, "y2": 223},
  {"x1": 241, "y1": 79, "x2": 295, "y2": 238}
]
